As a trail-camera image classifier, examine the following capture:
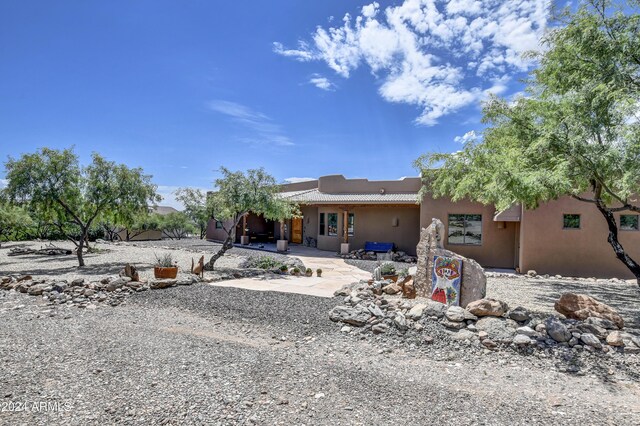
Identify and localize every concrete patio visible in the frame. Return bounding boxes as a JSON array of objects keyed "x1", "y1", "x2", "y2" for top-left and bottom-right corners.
[{"x1": 211, "y1": 245, "x2": 372, "y2": 297}]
